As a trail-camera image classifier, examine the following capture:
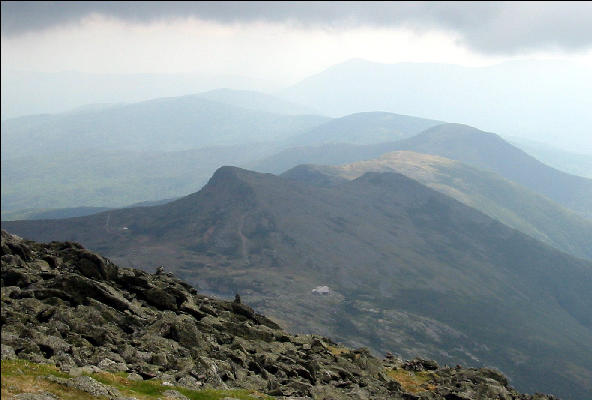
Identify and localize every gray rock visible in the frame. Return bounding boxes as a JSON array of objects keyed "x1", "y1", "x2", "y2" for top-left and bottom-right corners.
[
  {"x1": 98, "y1": 358, "x2": 128, "y2": 372},
  {"x1": 127, "y1": 372, "x2": 144, "y2": 381},
  {"x1": 1, "y1": 231, "x2": 559, "y2": 400},
  {"x1": 67, "y1": 375, "x2": 122, "y2": 398},
  {"x1": 176, "y1": 375, "x2": 202, "y2": 389},
  {"x1": 1, "y1": 344, "x2": 17, "y2": 360},
  {"x1": 162, "y1": 389, "x2": 189, "y2": 399}
]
